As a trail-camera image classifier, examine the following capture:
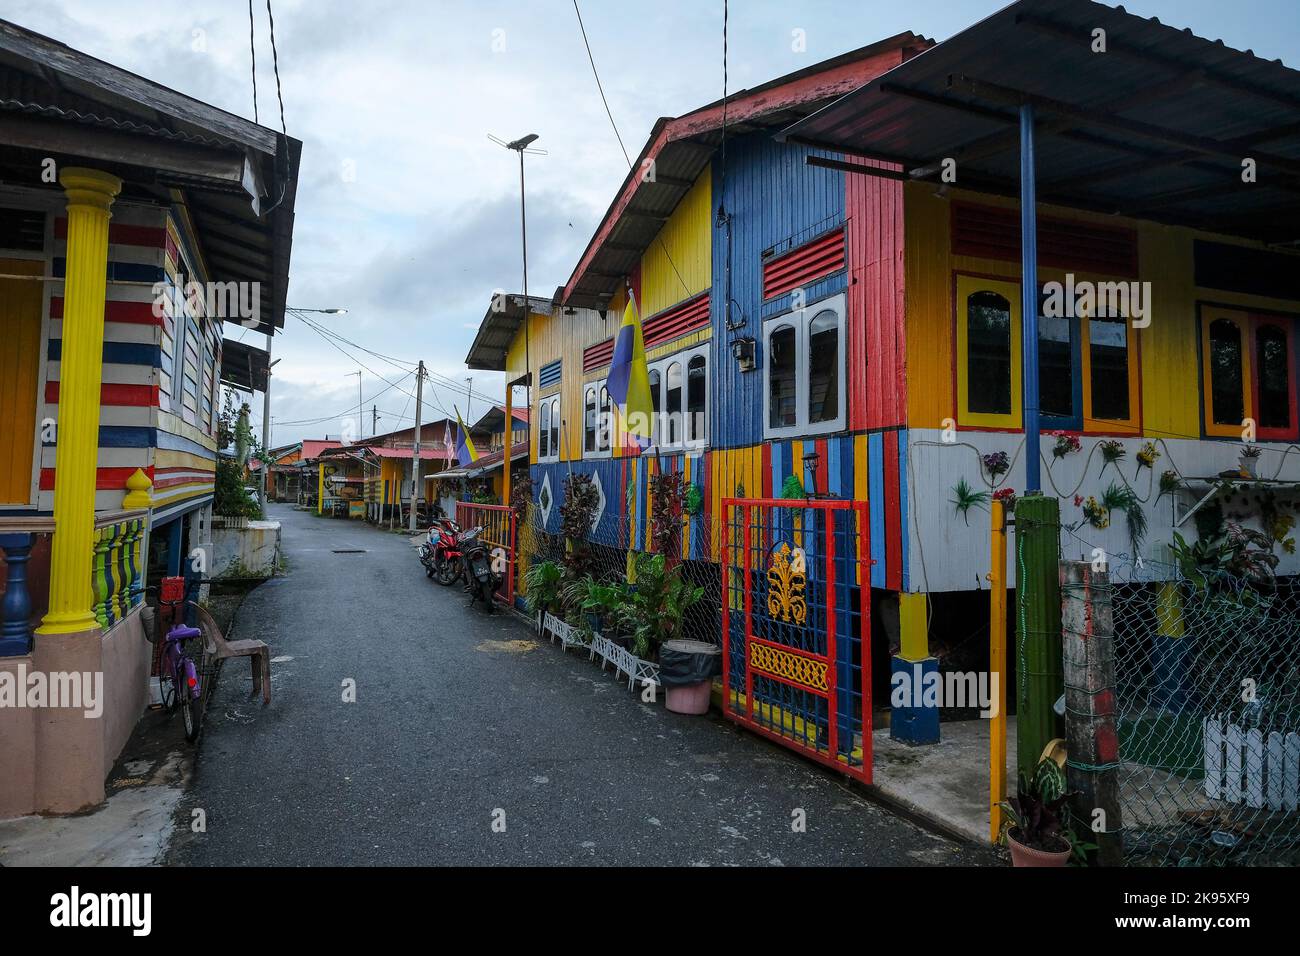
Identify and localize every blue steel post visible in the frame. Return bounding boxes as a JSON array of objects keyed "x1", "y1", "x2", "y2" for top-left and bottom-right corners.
[{"x1": 1019, "y1": 103, "x2": 1041, "y2": 492}]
